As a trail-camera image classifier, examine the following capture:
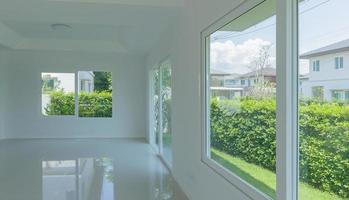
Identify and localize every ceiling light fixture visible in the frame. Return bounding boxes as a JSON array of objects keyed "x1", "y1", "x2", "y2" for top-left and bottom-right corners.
[{"x1": 51, "y1": 23, "x2": 72, "y2": 31}]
